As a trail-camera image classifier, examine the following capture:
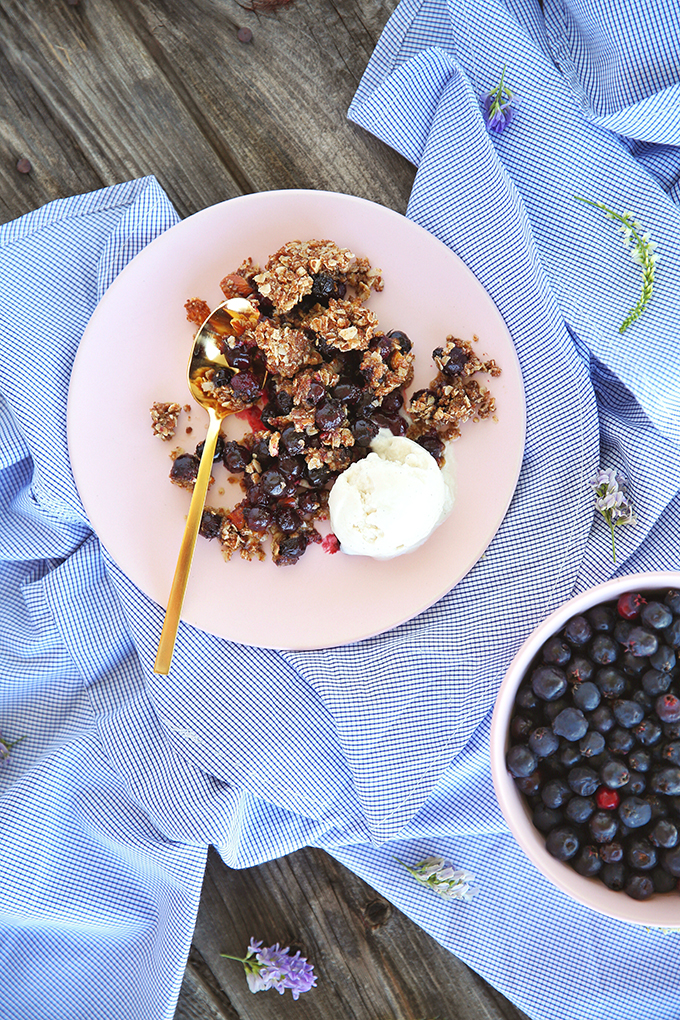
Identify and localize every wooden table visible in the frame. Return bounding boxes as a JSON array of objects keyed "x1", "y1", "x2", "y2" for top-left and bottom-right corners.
[{"x1": 0, "y1": 2, "x2": 530, "y2": 1017}]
